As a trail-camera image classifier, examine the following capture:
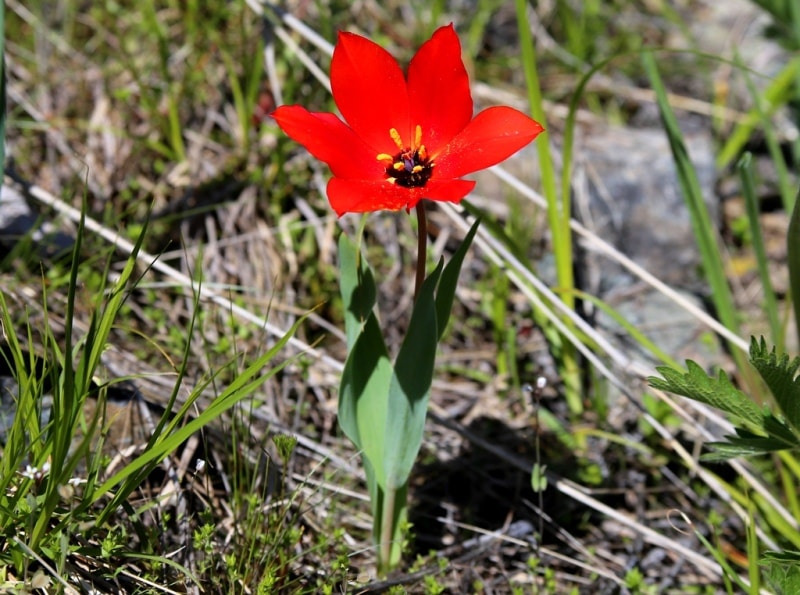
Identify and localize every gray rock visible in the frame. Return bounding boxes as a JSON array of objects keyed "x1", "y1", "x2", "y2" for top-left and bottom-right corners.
[
  {"x1": 575, "y1": 124, "x2": 724, "y2": 369},
  {"x1": 0, "y1": 184, "x2": 74, "y2": 258},
  {"x1": 577, "y1": 125, "x2": 717, "y2": 294}
]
